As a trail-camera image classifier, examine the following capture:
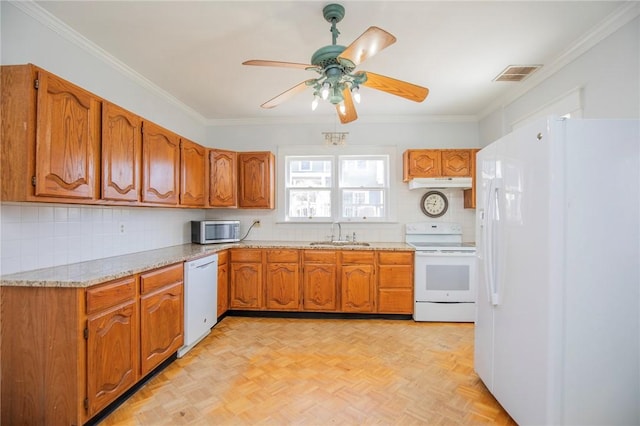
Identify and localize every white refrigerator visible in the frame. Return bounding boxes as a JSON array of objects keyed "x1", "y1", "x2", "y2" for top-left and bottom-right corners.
[{"x1": 475, "y1": 116, "x2": 639, "y2": 425}]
